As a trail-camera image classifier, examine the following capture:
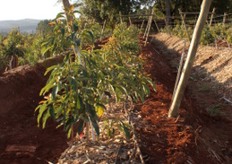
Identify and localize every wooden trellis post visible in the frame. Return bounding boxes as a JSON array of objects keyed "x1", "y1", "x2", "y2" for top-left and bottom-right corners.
[
  {"x1": 153, "y1": 15, "x2": 160, "y2": 32},
  {"x1": 143, "y1": 17, "x2": 150, "y2": 39},
  {"x1": 168, "y1": 0, "x2": 213, "y2": 118},
  {"x1": 119, "y1": 11, "x2": 122, "y2": 24},
  {"x1": 172, "y1": 40, "x2": 187, "y2": 101},
  {"x1": 209, "y1": 7, "x2": 216, "y2": 26},
  {"x1": 129, "y1": 15, "x2": 132, "y2": 26},
  {"x1": 179, "y1": 9, "x2": 191, "y2": 42},
  {"x1": 223, "y1": 12, "x2": 227, "y2": 26},
  {"x1": 140, "y1": 20, "x2": 145, "y2": 32},
  {"x1": 144, "y1": 9, "x2": 154, "y2": 46}
]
